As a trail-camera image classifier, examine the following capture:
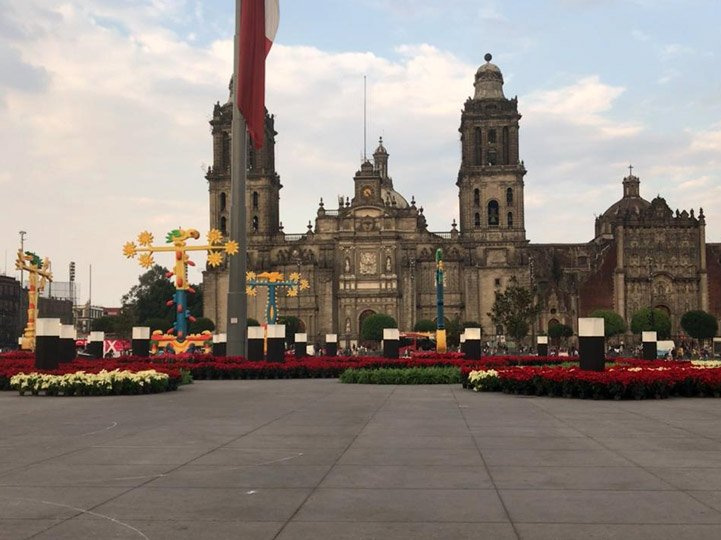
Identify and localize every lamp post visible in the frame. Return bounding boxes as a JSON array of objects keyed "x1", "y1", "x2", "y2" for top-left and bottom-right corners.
[{"x1": 18, "y1": 231, "x2": 26, "y2": 287}]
